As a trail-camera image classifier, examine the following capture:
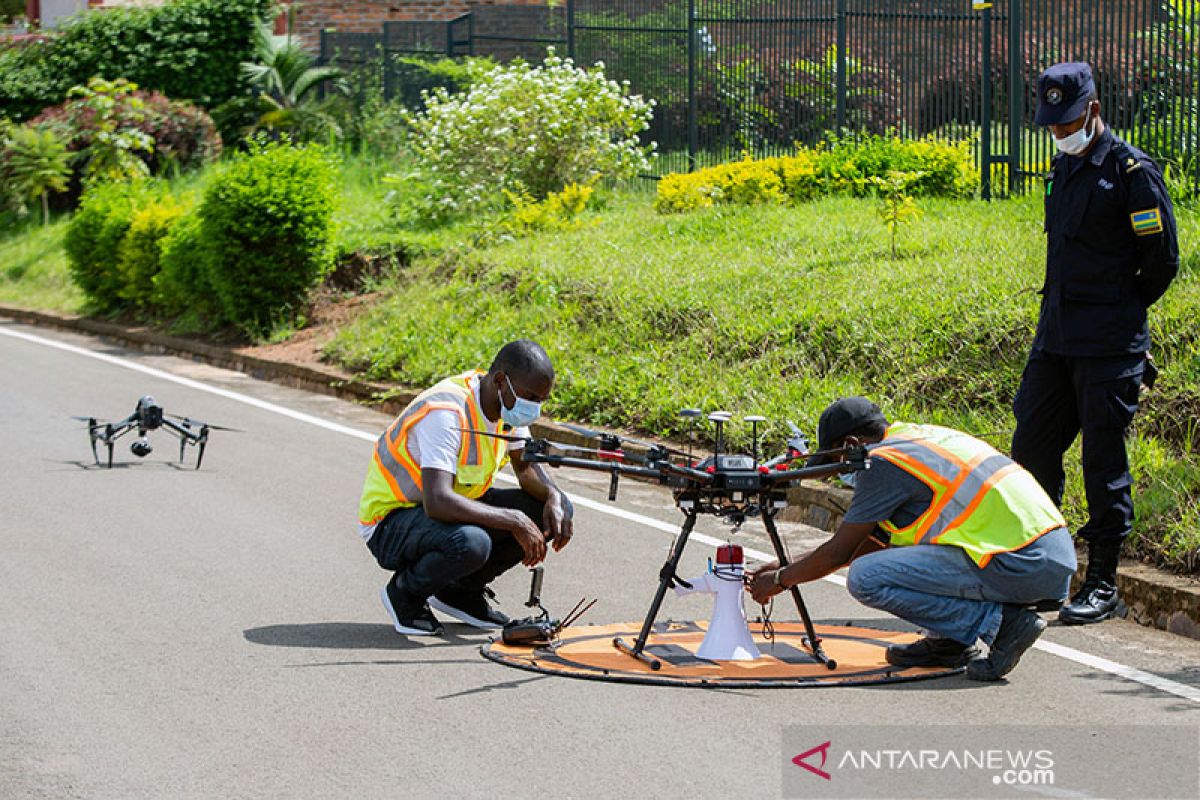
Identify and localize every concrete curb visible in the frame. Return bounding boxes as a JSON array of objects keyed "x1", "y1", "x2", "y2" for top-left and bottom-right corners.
[{"x1": 5, "y1": 303, "x2": 1199, "y2": 641}]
